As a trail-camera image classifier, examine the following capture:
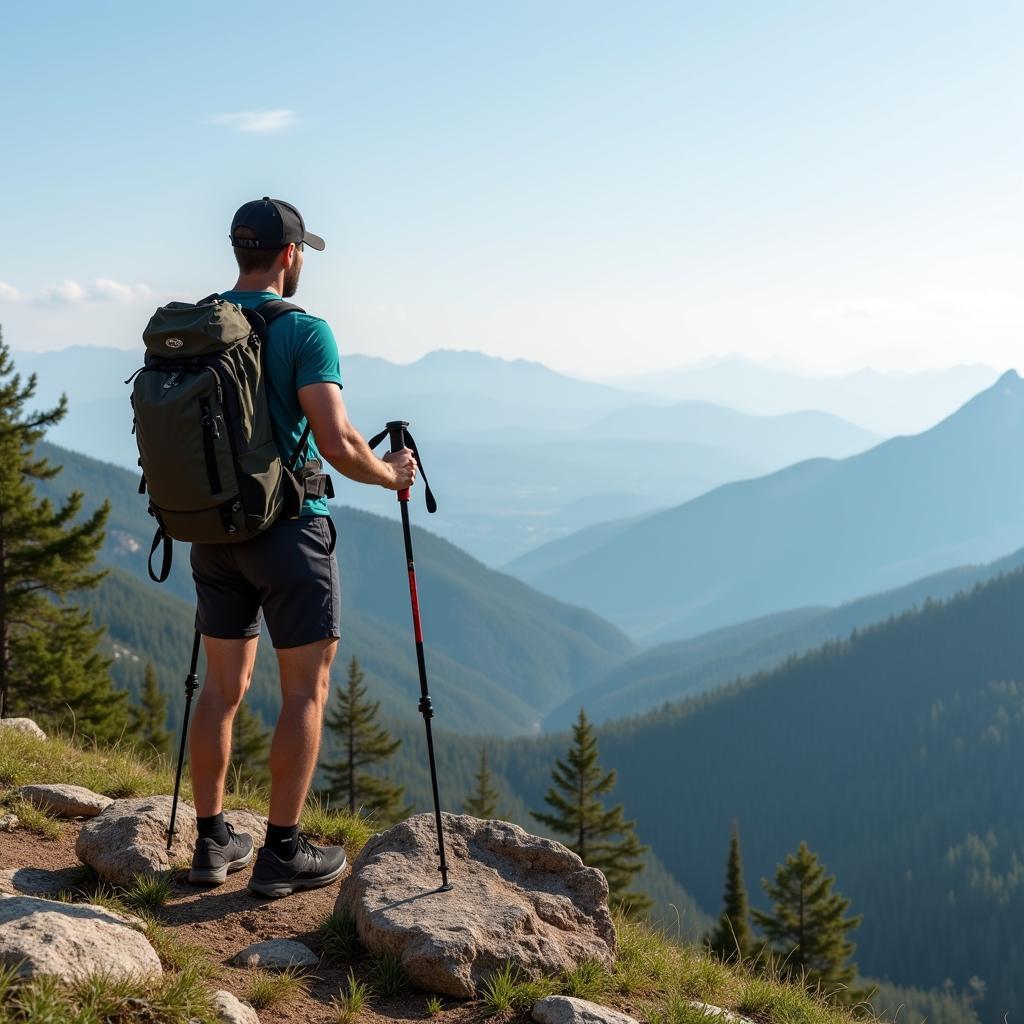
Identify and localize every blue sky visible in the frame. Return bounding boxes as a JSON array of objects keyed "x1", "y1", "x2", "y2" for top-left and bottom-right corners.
[{"x1": 1, "y1": 1, "x2": 1022, "y2": 375}]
